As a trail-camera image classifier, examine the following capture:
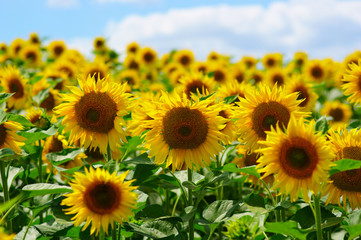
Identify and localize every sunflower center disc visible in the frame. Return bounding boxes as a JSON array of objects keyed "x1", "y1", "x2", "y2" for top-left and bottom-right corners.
[
  {"x1": 40, "y1": 93, "x2": 55, "y2": 111},
  {"x1": 311, "y1": 66, "x2": 323, "y2": 79},
  {"x1": 180, "y1": 56, "x2": 190, "y2": 66},
  {"x1": 273, "y1": 74, "x2": 284, "y2": 85},
  {"x1": 295, "y1": 87, "x2": 309, "y2": 107},
  {"x1": 329, "y1": 108, "x2": 344, "y2": 122},
  {"x1": 54, "y1": 46, "x2": 64, "y2": 56},
  {"x1": 280, "y1": 137, "x2": 318, "y2": 179},
  {"x1": 75, "y1": 92, "x2": 117, "y2": 133},
  {"x1": 144, "y1": 52, "x2": 154, "y2": 63},
  {"x1": 186, "y1": 80, "x2": 206, "y2": 98},
  {"x1": 267, "y1": 58, "x2": 275, "y2": 67},
  {"x1": 252, "y1": 101, "x2": 290, "y2": 139},
  {"x1": 9, "y1": 79, "x2": 24, "y2": 99},
  {"x1": 214, "y1": 70, "x2": 225, "y2": 82},
  {"x1": 332, "y1": 146, "x2": 361, "y2": 192},
  {"x1": 163, "y1": 107, "x2": 208, "y2": 149},
  {"x1": 85, "y1": 182, "x2": 120, "y2": 214},
  {"x1": 0, "y1": 124, "x2": 7, "y2": 147}
]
